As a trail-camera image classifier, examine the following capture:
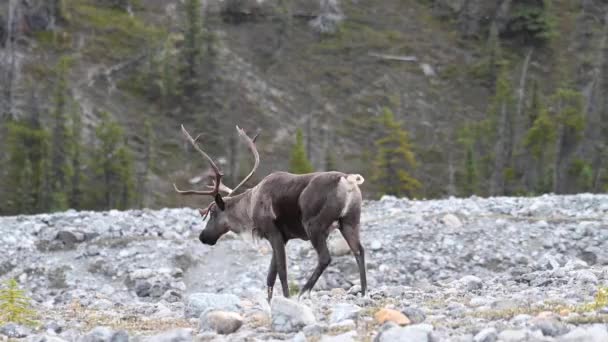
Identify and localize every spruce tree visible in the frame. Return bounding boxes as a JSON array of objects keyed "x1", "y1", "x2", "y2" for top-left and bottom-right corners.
[
  {"x1": 89, "y1": 112, "x2": 136, "y2": 210},
  {"x1": 371, "y1": 108, "x2": 421, "y2": 198},
  {"x1": 49, "y1": 57, "x2": 74, "y2": 211},
  {"x1": 3, "y1": 117, "x2": 49, "y2": 214},
  {"x1": 69, "y1": 101, "x2": 84, "y2": 209},
  {"x1": 523, "y1": 85, "x2": 555, "y2": 193},
  {"x1": 180, "y1": 0, "x2": 204, "y2": 99},
  {"x1": 457, "y1": 124, "x2": 479, "y2": 195},
  {"x1": 289, "y1": 129, "x2": 314, "y2": 174},
  {"x1": 551, "y1": 88, "x2": 585, "y2": 193}
]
